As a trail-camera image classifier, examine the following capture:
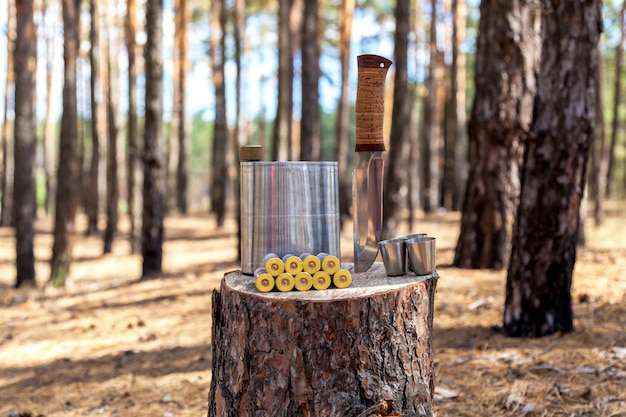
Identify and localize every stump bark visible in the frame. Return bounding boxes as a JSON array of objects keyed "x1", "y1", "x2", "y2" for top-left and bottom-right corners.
[{"x1": 208, "y1": 263, "x2": 438, "y2": 417}]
